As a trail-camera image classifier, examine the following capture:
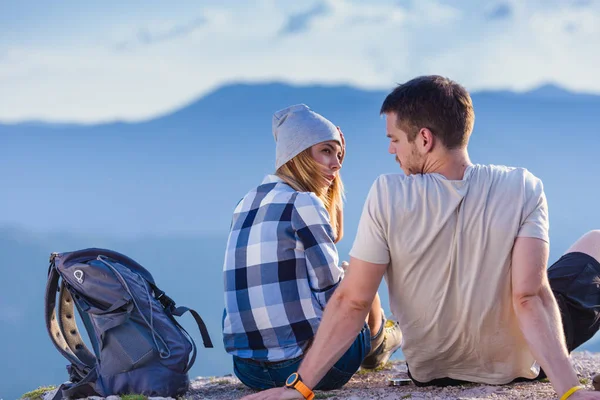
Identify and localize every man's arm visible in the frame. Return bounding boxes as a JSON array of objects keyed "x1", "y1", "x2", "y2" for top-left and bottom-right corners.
[
  {"x1": 297, "y1": 257, "x2": 387, "y2": 388},
  {"x1": 511, "y1": 237, "x2": 580, "y2": 397},
  {"x1": 242, "y1": 257, "x2": 387, "y2": 400}
]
